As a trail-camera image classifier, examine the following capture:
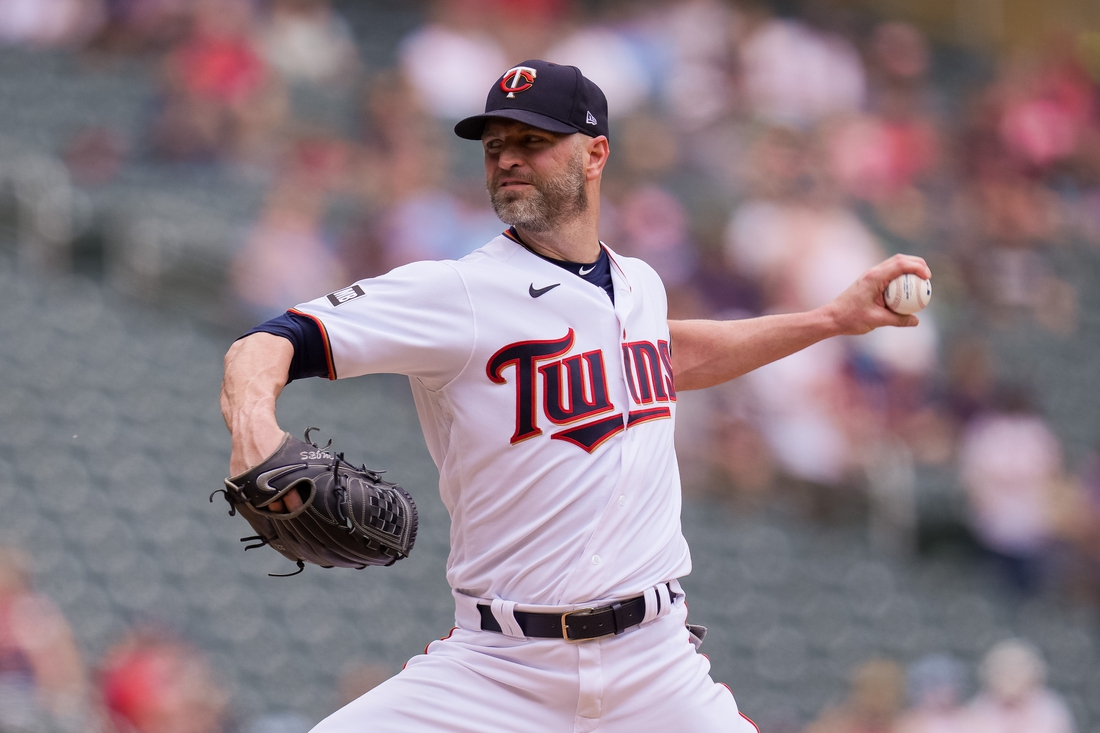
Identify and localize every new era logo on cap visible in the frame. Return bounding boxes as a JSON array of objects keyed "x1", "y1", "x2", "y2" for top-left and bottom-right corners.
[{"x1": 454, "y1": 59, "x2": 610, "y2": 141}]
